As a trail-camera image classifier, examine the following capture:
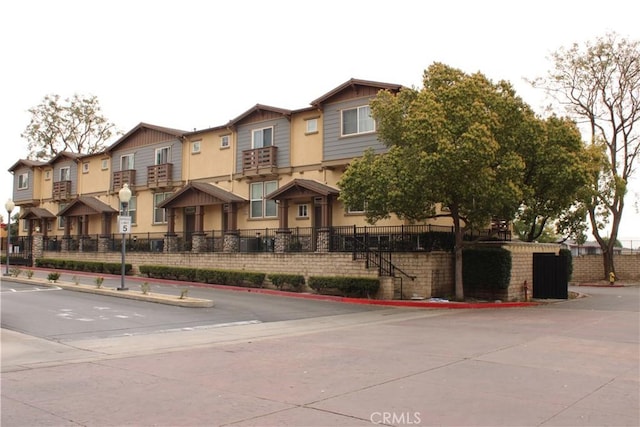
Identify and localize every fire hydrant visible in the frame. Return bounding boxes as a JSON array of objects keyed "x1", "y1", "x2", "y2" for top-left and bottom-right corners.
[{"x1": 609, "y1": 271, "x2": 616, "y2": 286}]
